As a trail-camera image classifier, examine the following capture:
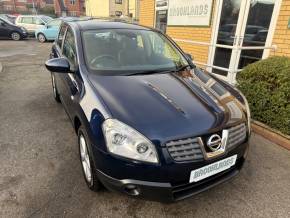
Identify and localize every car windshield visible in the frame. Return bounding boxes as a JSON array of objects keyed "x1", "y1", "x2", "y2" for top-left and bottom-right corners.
[
  {"x1": 0, "y1": 16, "x2": 13, "y2": 25},
  {"x1": 82, "y1": 29, "x2": 189, "y2": 75}
]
